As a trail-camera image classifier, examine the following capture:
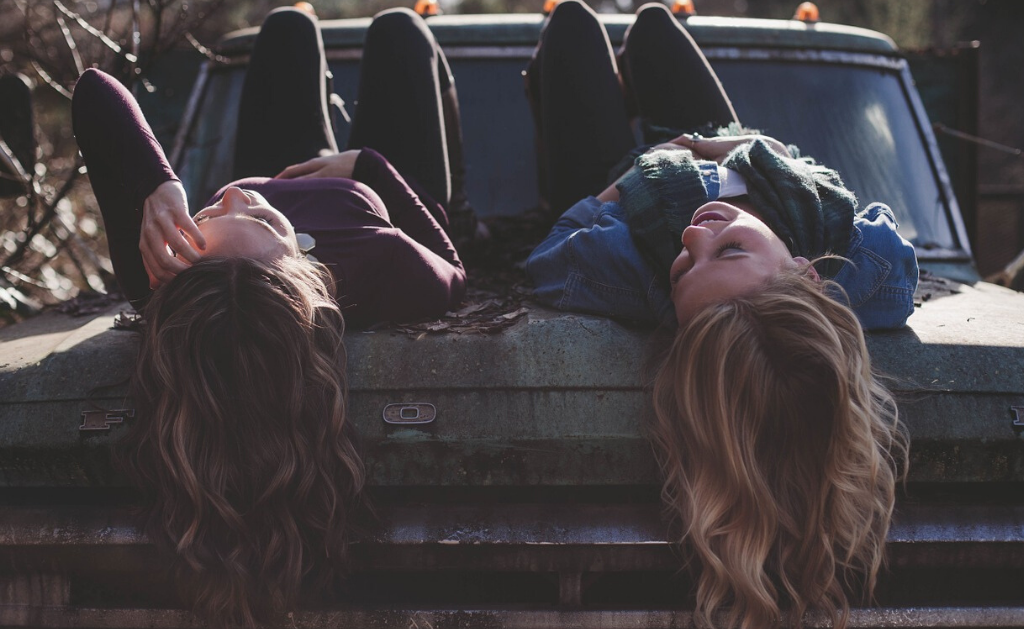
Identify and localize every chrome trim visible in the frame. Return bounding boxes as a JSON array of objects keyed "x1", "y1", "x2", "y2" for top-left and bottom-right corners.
[
  {"x1": 169, "y1": 61, "x2": 210, "y2": 171},
  {"x1": 915, "y1": 248, "x2": 973, "y2": 262},
  {"x1": 323, "y1": 45, "x2": 538, "y2": 61},
  {"x1": 702, "y1": 47, "x2": 907, "y2": 71},
  {"x1": 898, "y1": 62, "x2": 973, "y2": 258}
]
